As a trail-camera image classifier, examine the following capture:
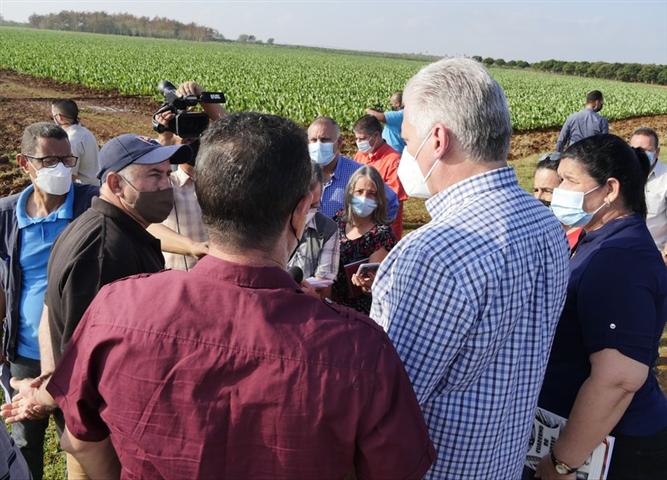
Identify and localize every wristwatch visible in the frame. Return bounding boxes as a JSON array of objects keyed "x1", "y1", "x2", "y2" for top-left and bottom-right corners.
[{"x1": 550, "y1": 451, "x2": 578, "y2": 475}]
